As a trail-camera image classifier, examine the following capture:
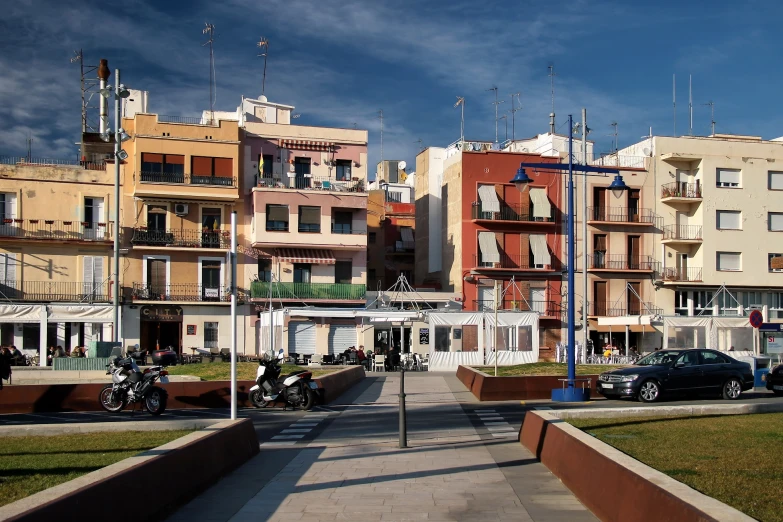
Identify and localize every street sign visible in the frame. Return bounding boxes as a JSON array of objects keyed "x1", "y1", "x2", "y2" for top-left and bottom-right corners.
[
  {"x1": 760, "y1": 323, "x2": 783, "y2": 332},
  {"x1": 749, "y1": 309, "x2": 763, "y2": 328}
]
